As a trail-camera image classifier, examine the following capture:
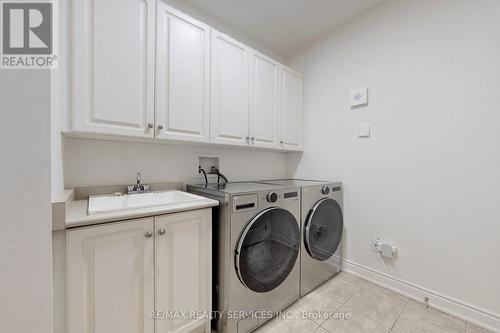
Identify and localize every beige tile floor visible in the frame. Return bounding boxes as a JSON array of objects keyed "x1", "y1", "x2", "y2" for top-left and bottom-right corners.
[{"x1": 254, "y1": 272, "x2": 491, "y2": 333}]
